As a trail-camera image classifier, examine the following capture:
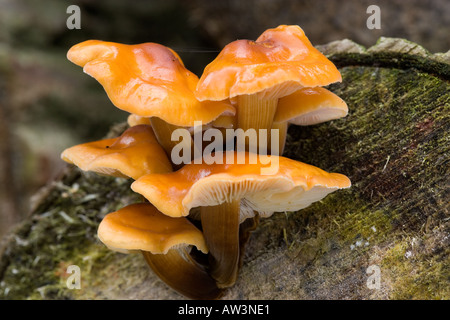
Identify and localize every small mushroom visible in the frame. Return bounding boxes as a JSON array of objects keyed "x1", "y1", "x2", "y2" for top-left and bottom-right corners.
[
  {"x1": 208, "y1": 114, "x2": 236, "y2": 130},
  {"x1": 61, "y1": 124, "x2": 172, "y2": 180},
  {"x1": 273, "y1": 87, "x2": 348, "y2": 154},
  {"x1": 98, "y1": 203, "x2": 222, "y2": 299},
  {"x1": 127, "y1": 114, "x2": 151, "y2": 127},
  {"x1": 127, "y1": 113, "x2": 235, "y2": 132},
  {"x1": 67, "y1": 40, "x2": 235, "y2": 163},
  {"x1": 131, "y1": 151, "x2": 351, "y2": 287},
  {"x1": 195, "y1": 25, "x2": 341, "y2": 153}
]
